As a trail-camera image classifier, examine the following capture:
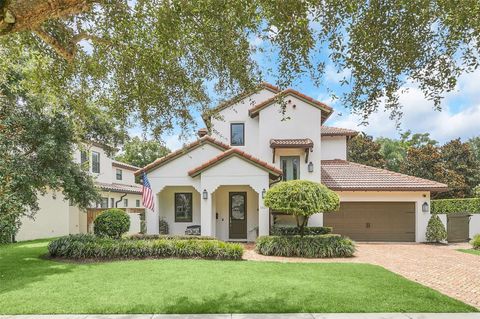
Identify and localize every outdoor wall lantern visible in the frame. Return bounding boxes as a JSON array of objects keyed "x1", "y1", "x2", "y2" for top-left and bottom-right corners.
[
  {"x1": 262, "y1": 188, "x2": 266, "y2": 198},
  {"x1": 202, "y1": 189, "x2": 208, "y2": 200},
  {"x1": 422, "y1": 201, "x2": 429, "y2": 213},
  {"x1": 308, "y1": 161, "x2": 314, "y2": 173}
]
